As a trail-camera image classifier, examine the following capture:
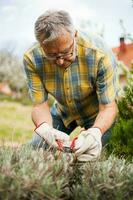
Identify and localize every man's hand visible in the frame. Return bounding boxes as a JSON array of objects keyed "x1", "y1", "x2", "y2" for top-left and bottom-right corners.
[
  {"x1": 35, "y1": 122, "x2": 70, "y2": 148},
  {"x1": 74, "y1": 128, "x2": 102, "y2": 162}
]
